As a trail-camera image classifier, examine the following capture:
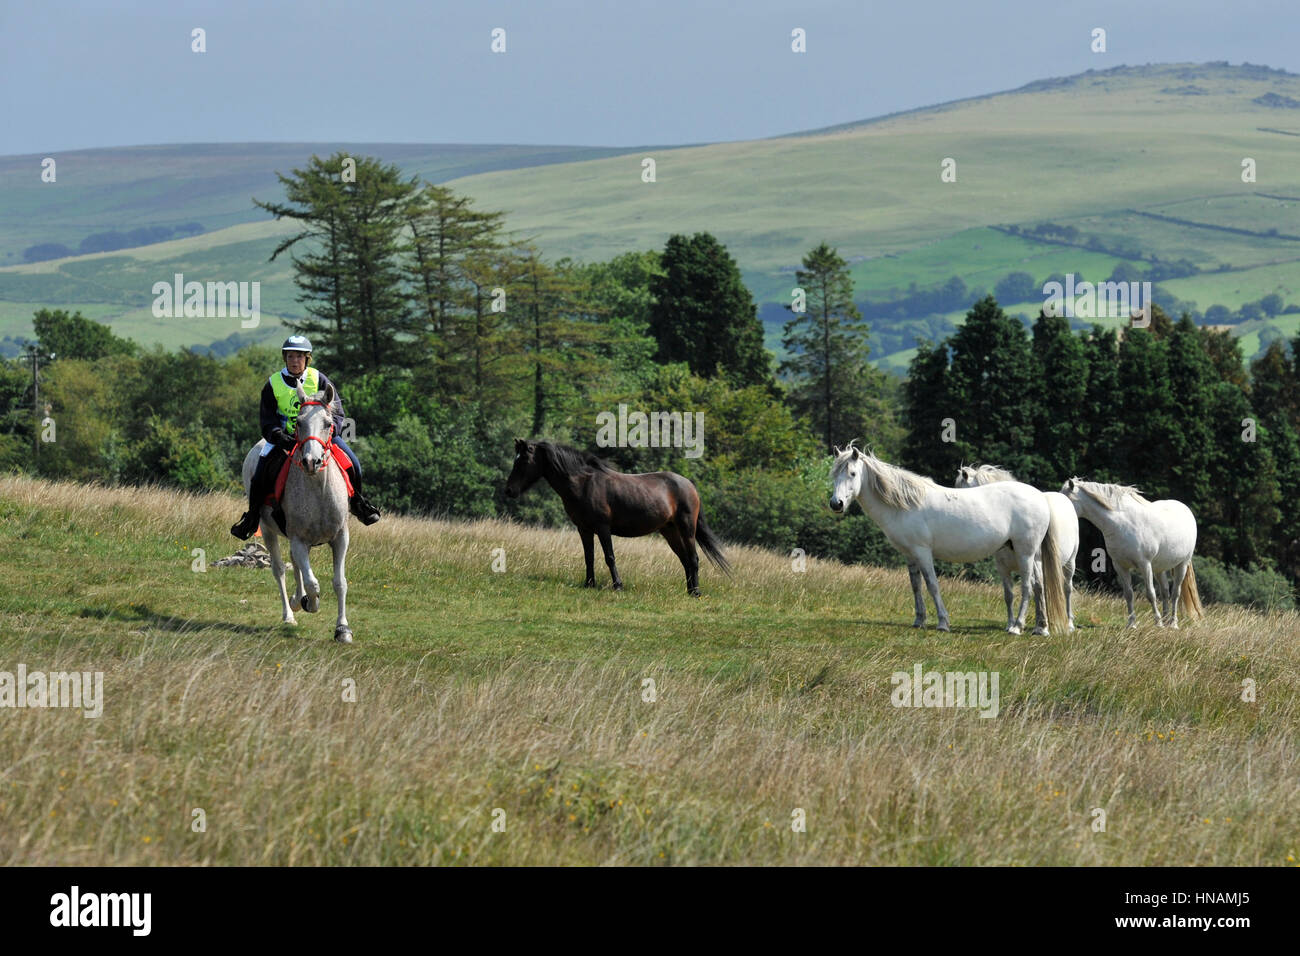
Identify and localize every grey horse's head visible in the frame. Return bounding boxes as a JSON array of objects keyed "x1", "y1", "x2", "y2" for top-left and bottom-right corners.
[{"x1": 294, "y1": 382, "x2": 336, "y2": 475}]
